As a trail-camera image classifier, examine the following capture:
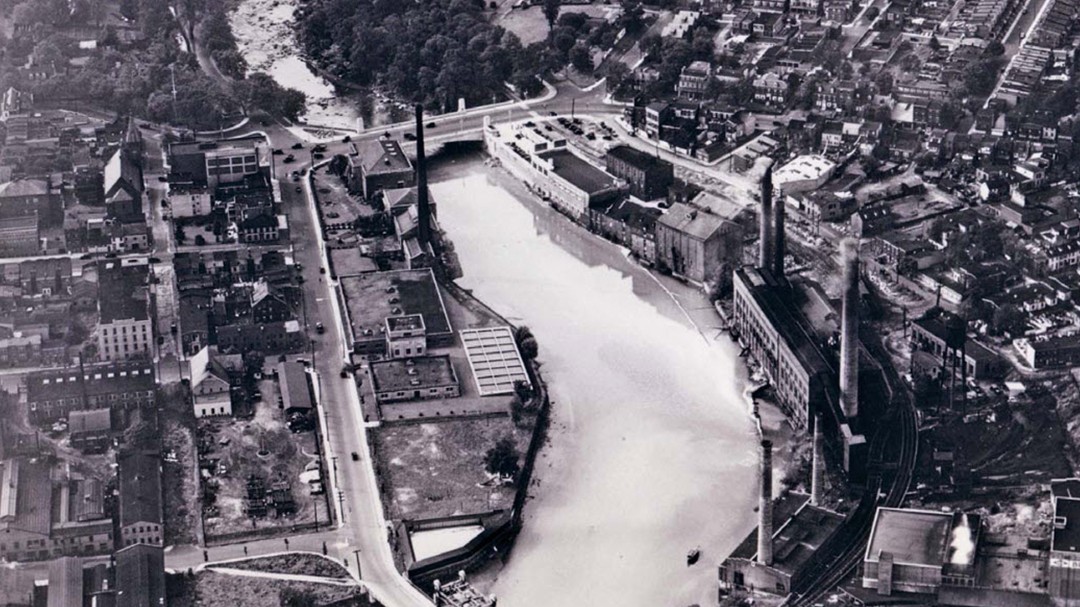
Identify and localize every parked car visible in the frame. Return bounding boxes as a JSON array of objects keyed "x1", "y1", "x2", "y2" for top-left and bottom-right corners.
[
  {"x1": 313, "y1": 143, "x2": 327, "y2": 152},
  {"x1": 316, "y1": 322, "x2": 326, "y2": 334},
  {"x1": 273, "y1": 148, "x2": 284, "y2": 155},
  {"x1": 404, "y1": 132, "x2": 417, "y2": 141},
  {"x1": 342, "y1": 135, "x2": 352, "y2": 143},
  {"x1": 351, "y1": 452, "x2": 360, "y2": 461},
  {"x1": 313, "y1": 152, "x2": 325, "y2": 160},
  {"x1": 284, "y1": 154, "x2": 295, "y2": 163},
  {"x1": 426, "y1": 122, "x2": 436, "y2": 129},
  {"x1": 291, "y1": 142, "x2": 304, "y2": 149}
]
